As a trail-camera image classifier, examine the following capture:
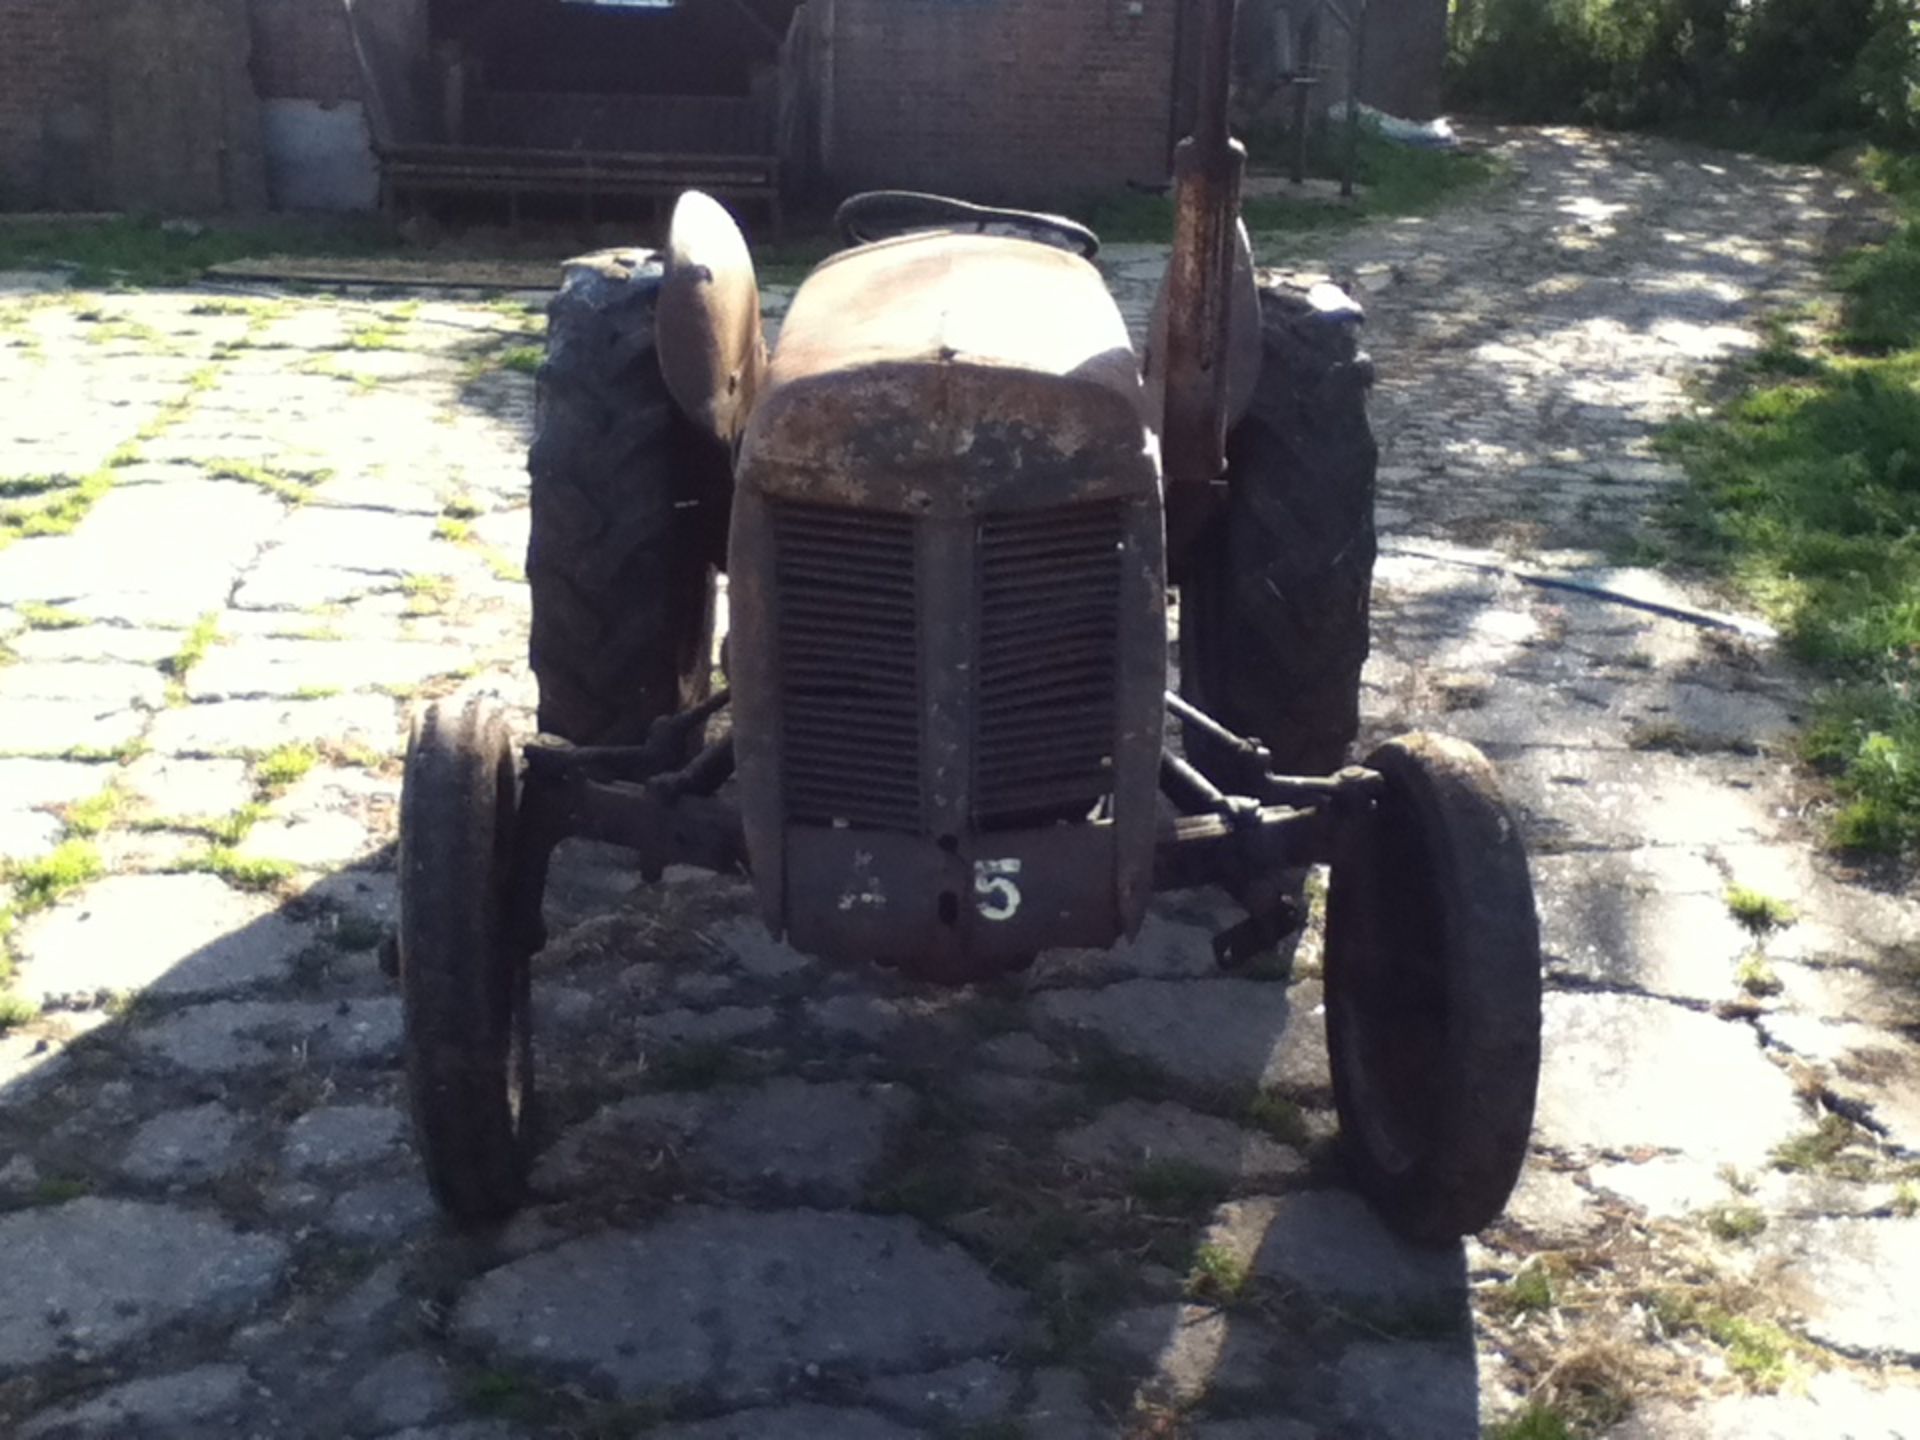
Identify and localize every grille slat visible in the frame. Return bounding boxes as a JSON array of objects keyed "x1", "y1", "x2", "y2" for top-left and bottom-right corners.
[
  {"x1": 975, "y1": 502, "x2": 1125, "y2": 829},
  {"x1": 773, "y1": 502, "x2": 922, "y2": 832}
]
